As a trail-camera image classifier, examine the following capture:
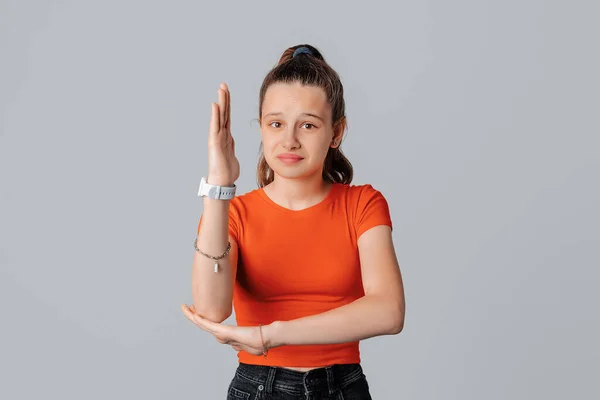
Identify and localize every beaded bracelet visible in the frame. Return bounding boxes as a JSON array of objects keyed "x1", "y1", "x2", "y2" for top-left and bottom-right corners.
[{"x1": 193, "y1": 237, "x2": 231, "y2": 273}]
